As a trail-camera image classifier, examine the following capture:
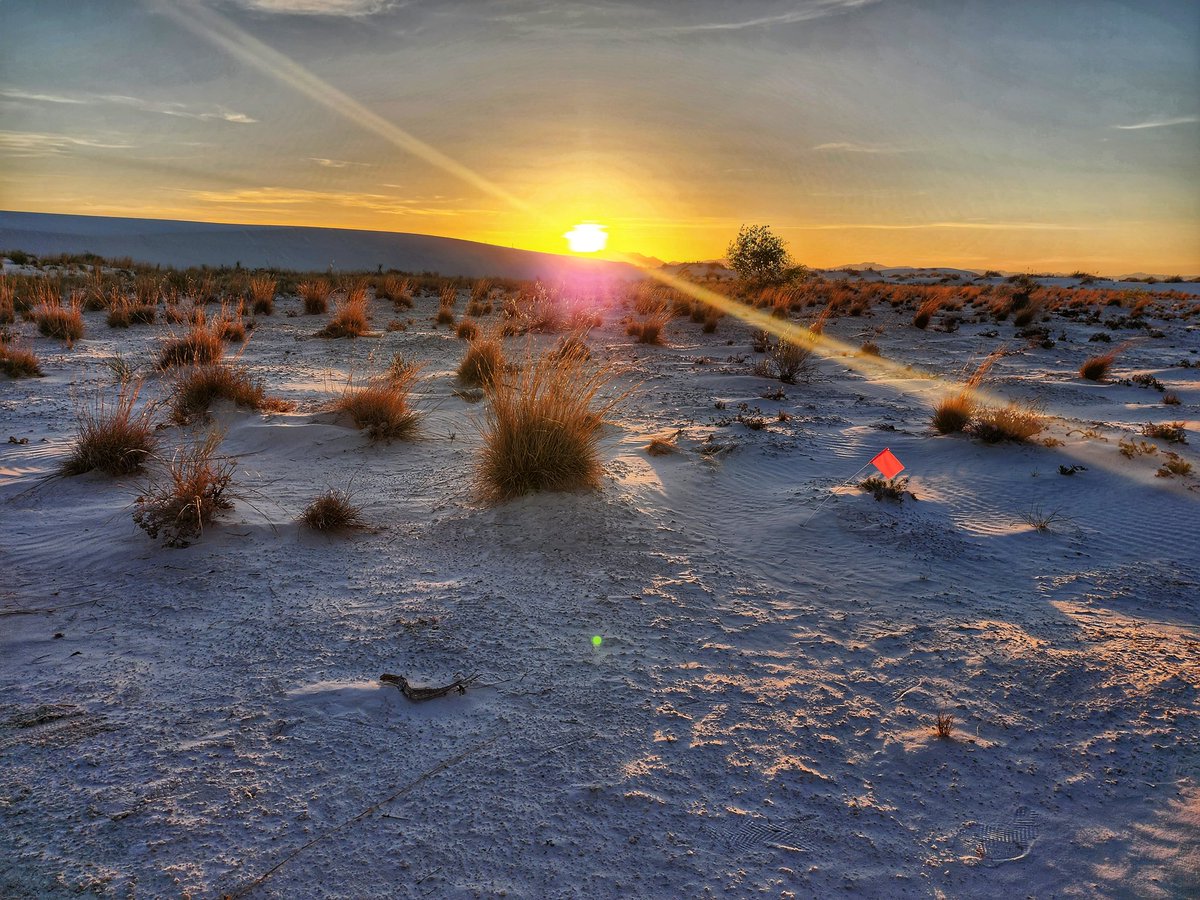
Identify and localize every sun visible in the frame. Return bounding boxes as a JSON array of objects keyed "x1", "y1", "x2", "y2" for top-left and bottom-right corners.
[{"x1": 564, "y1": 223, "x2": 608, "y2": 253}]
